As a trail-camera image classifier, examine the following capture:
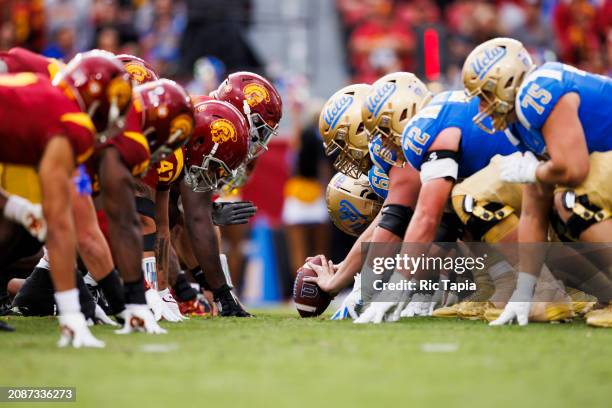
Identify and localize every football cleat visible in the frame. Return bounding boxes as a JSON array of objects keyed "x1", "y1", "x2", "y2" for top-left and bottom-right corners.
[
  {"x1": 216, "y1": 289, "x2": 252, "y2": 317},
  {"x1": 566, "y1": 287, "x2": 597, "y2": 316},
  {"x1": 432, "y1": 303, "x2": 461, "y2": 318},
  {"x1": 115, "y1": 304, "x2": 167, "y2": 334},
  {"x1": 586, "y1": 306, "x2": 612, "y2": 328},
  {"x1": 484, "y1": 302, "x2": 573, "y2": 323},
  {"x1": 457, "y1": 301, "x2": 489, "y2": 320},
  {"x1": 57, "y1": 312, "x2": 105, "y2": 348},
  {"x1": 177, "y1": 297, "x2": 209, "y2": 317}
]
